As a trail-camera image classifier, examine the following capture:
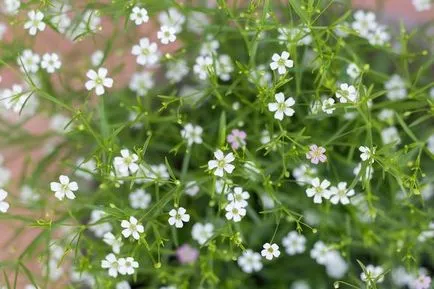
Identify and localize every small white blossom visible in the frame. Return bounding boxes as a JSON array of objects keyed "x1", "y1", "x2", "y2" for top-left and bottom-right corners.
[
  {"x1": 368, "y1": 25, "x2": 390, "y2": 46},
  {"x1": 293, "y1": 164, "x2": 317, "y2": 186},
  {"x1": 3, "y1": 0, "x2": 20, "y2": 15},
  {"x1": 270, "y1": 51, "x2": 294, "y2": 75},
  {"x1": 310, "y1": 241, "x2": 331, "y2": 265},
  {"x1": 0, "y1": 189, "x2": 10, "y2": 213},
  {"x1": 103, "y1": 232, "x2": 123, "y2": 254},
  {"x1": 268, "y1": 92, "x2": 296, "y2": 120},
  {"x1": 18, "y1": 50, "x2": 40, "y2": 73},
  {"x1": 114, "y1": 149, "x2": 139, "y2": 175},
  {"x1": 131, "y1": 38, "x2": 160, "y2": 66},
  {"x1": 75, "y1": 158, "x2": 97, "y2": 180},
  {"x1": 216, "y1": 54, "x2": 234, "y2": 81},
  {"x1": 50, "y1": 175, "x2": 78, "y2": 200},
  {"x1": 385, "y1": 74, "x2": 407, "y2": 101},
  {"x1": 207, "y1": 150, "x2": 235, "y2": 177},
  {"x1": 121, "y1": 216, "x2": 144, "y2": 240},
  {"x1": 41, "y1": 53, "x2": 61, "y2": 73},
  {"x1": 192, "y1": 222, "x2": 214, "y2": 245},
  {"x1": 224, "y1": 201, "x2": 246, "y2": 222},
  {"x1": 427, "y1": 135, "x2": 434, "y2": 155},
  {"x1": 91, "y1": 50, "x2": 104, "y2": 67},
  {"x1": 157, "y1": 25, "x2": 177, "y2": 44},
  {"x1": 166, "y1": 59, "x2": 189, "y2": 83},
  {"x1": 168, "y1": 207, "x2": 190, "y2": 228},
  {"x1": 24, "y1": 10, "x2": 46, "y2": 36},
  {"x1": 305, "y1": 178, "x2": 331, "y2": 204},
  {"x1": 129, "y1": 71, "x2": 154, "y2": 96},
  {"x1": 321, "y1": 97, "x2": 335, "y2": 114},
  {"x1": 227, "y1": 187, "x2": 250, "y2": 208},
  {"x1": 200, "y1": 36, "x2": 220, "y2": 56},
  {"x1": 329, "y1": 182, "x2": 355, "y2": 205},
  {"x1": 85, "y1": 67, "x2": 113, "y2": 96},
  {"x1": 129, "y1": 6, "x2": 149, "y2": 25},
  {"x1": 360, "y1": 264, "x2": 385, "y2": 284},
  {"x1": 237, "y1": 249, "x2": 263, "y2": 273},
  {"x1": 101, "y1": 253, "x2": 120, "y2": 278},
  {"x1": 381, "y1": 126, "x2": 401, "y2": 145},
  {"x1": 129, "y1": 189, "x2": 151, "y2": 209},
  {"x1": 118, "y1": 257, "x2": 139, "y2": 275},
  {"x1": 351, "y1": 10, "x2": 377, "y2": 38},
  {"x1": 282, "y1": 231, "x2": 306, "y2": 255},
  {"x1": 185, "y1": 181, "x2": 200, "y2": 196},
  {"x1": 181, "y1": 123, "x2": 203, "y2": 146},
  {"x1": 88, "y1": 210, "x2": 113, "y2": 237},
  {"x1": 1, "y1": 84, "x2": 32, "y2": 113},
  {"x1": 193, "y1": 55, "x2": 213, "y2": 80},
  {"x1": 116, "y1": 281, "x2": 131, "y2": 289},
  {"x1": 412, "y1": 0, "x2": 432, "y2": 11},
  {"x1": 20, "y1": 185, "x2": 40, "y2": 204},
  {"x1": 261, "y1": 243, "x2": 280, "y2": 260},
  {"x1": 158, "y1": 8, "x2": 185, "y2": 33},
  {"x1": 336, "y1": 83, "x2": 358, "y2": 103},
  {"x1": 346, "y1": 63, "x2": 360, "y2": 79},
  {"x1": 359, "y1": 146, "x2": 375, "y2": 163}
]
